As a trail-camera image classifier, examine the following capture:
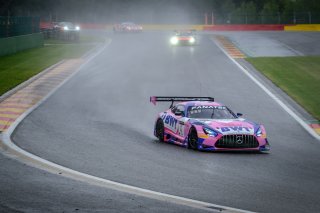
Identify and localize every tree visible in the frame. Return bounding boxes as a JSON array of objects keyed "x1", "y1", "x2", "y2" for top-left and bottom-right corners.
[{"x1": 260, "y1": 0, "x2": 279, "y2": 24}]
